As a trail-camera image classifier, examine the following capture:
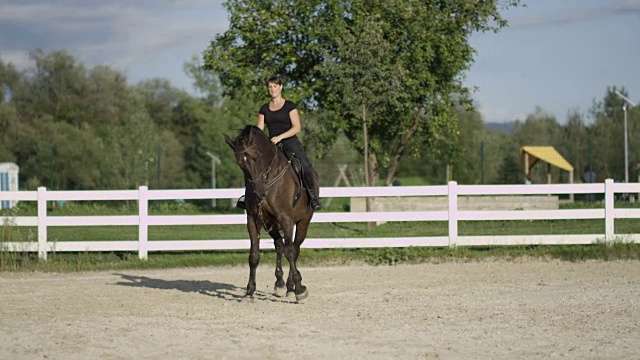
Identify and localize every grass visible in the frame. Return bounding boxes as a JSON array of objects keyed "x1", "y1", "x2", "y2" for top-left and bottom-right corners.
[
  {"x1": 2, "y1": 243, "x2": 639, "y2": 273},
  {"x1": 1, "y1": 200, "x2": 640, "y2": 272}
]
